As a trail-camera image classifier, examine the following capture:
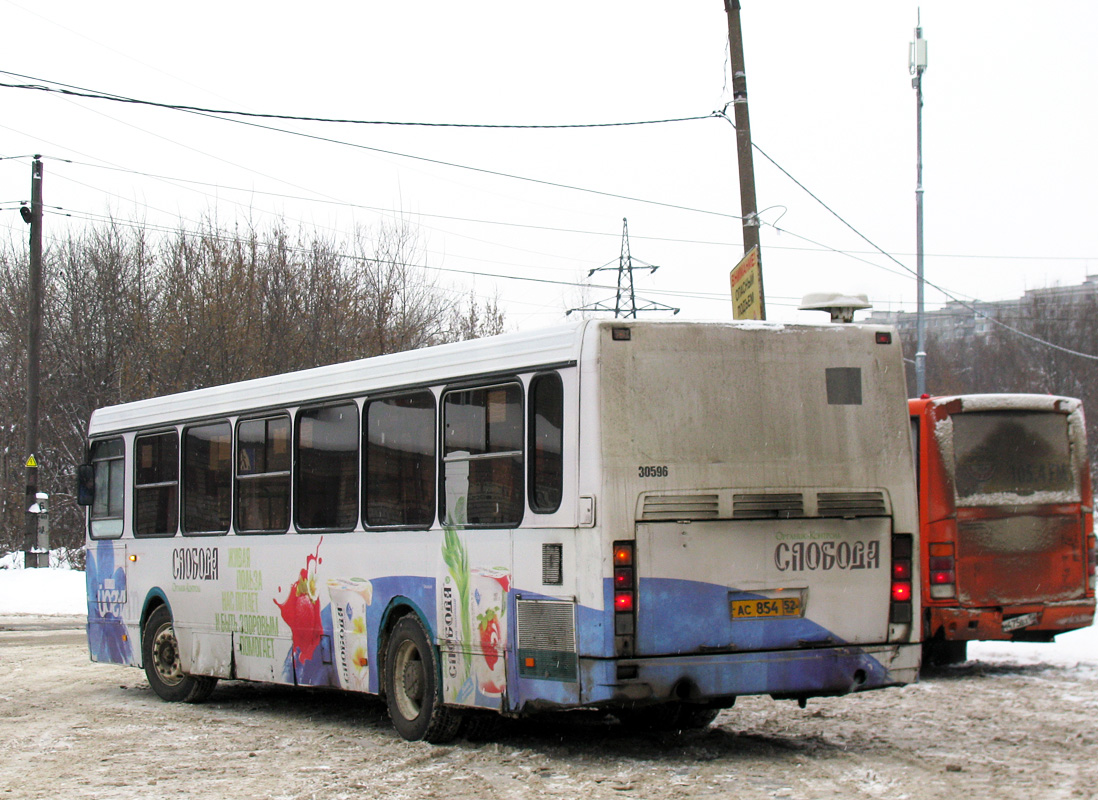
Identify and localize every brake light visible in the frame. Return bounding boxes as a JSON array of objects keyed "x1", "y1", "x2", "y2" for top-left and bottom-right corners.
[
  {"x1": 928, "y1": 542, "x2": 956, "y2": 599},
  {"x1": 613, "y1": 541, "x2": 636, "y2": 656},
  {"x1": 890, "y1": 534, "x2": 913, "y2": 624}
]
